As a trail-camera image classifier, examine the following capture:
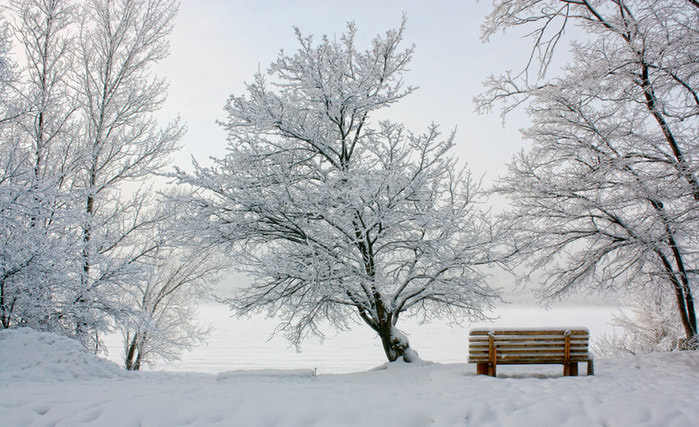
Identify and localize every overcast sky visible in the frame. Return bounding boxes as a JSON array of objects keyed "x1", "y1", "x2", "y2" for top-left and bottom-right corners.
[{"x1": 157, "y1": 0, "x2": 533, "y2": 184}]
